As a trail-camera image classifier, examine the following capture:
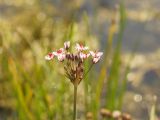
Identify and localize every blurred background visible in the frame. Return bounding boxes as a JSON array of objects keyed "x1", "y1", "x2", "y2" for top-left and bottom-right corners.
[{"x1": 0, "y1": 0, "x2": 160, "y2": 120}]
